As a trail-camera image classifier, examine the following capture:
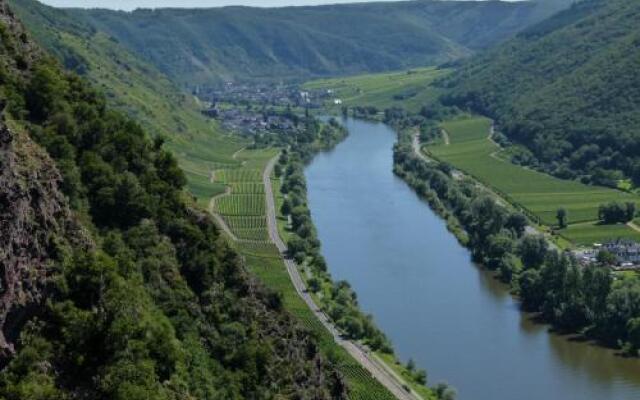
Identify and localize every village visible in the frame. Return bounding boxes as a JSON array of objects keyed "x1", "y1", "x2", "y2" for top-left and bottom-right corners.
[
  {"x1": 198, "y1": 82, "x2": 333, "y2": 135},
  {"x1": 574, "y1": 239, "x2": 640, "y2": 271}
]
